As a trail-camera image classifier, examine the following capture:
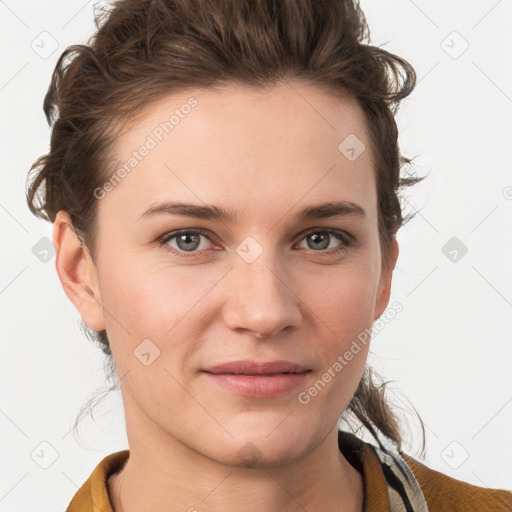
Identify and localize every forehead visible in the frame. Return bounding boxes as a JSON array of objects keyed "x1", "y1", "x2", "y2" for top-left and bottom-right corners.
[{"x1": 100, "y1": 81, "x2": 376, "y2": 226}]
